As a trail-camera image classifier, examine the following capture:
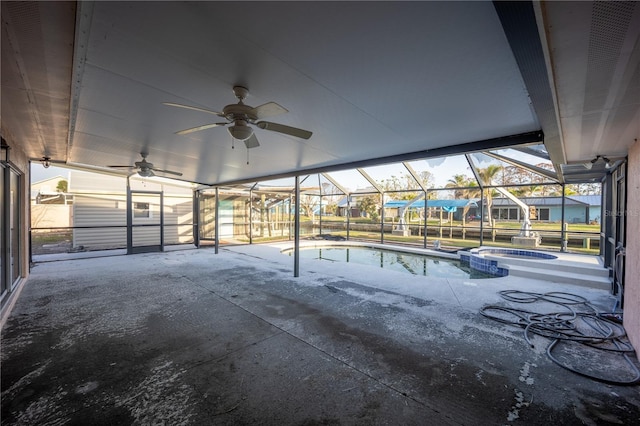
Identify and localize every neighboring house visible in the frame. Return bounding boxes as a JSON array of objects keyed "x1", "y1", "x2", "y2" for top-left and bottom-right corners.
[
  {"x1": 31, "y1": 175, "x2": 72, "y2": 204},
  {"x1": 32, "y1": 170, "x2": 195, "y2": 251},
  {"x1": 336, "y1": 195, "x2": 364, "y2": 217},
  {"x1": 70, "y1": 171, "x2": 194, "y2": 250},
  {"x1": 31, "y1": 175, "x2": 73, "y2": 229},
  {"x1": 491, "y1": 195, "x2": 601, "y2": 224},
  {"x1": 566, "y1": 195, "x2": 602, "y2": 223},
  {"x1": 381, "y1": 195, "x2": 602, "y2": 224}
]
